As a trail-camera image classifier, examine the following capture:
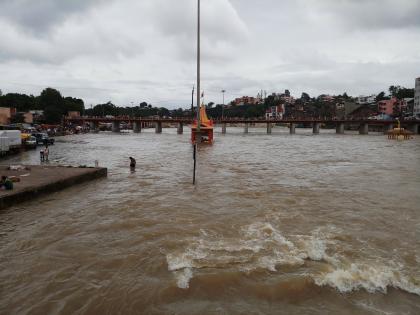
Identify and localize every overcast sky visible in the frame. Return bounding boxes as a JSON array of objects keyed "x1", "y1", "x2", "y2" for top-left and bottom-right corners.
[{"x1": 1, "y1": 0, "x2": 419, "y2": 108}]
